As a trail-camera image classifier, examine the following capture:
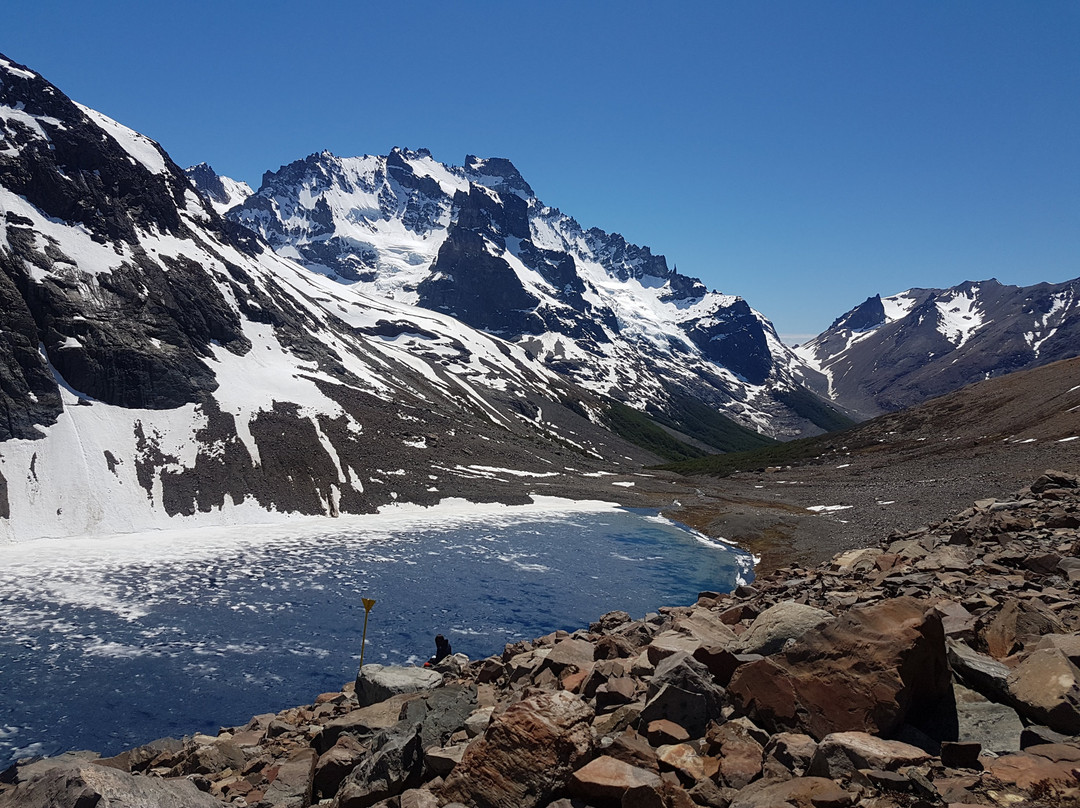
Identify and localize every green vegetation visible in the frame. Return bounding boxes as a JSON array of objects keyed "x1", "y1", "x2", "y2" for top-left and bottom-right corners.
[
  {"x1": 650, "y1": 393, "x2": 778, "y2": 453},
  {"x1": 602, "y1": 401, "x2": 709, "y2": 462},
  {"x1": 655, "y1": 433, "x2": 835, "y2": 477},
  {"x1": 772, "y1": 386, "x2": 856, "y2": 433}
]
